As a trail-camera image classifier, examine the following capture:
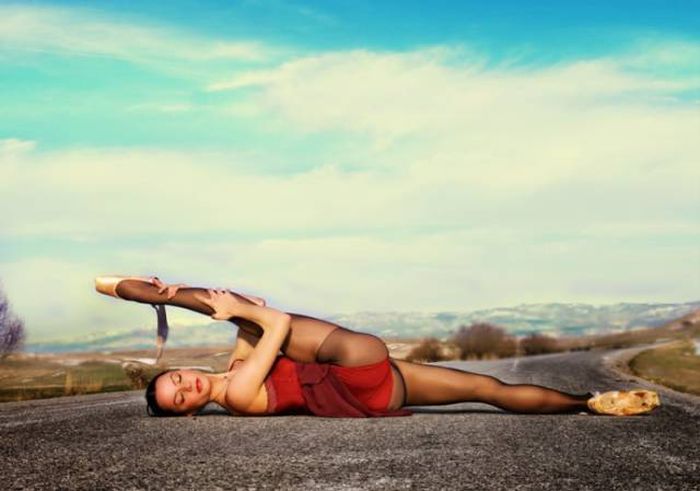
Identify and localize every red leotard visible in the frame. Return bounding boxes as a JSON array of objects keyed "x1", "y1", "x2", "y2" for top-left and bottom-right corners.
[
  {"x1": 263, "y1": 355, "x2": 408, "y2": 417},
  {"x1": 263, "y1": 356, "x2": 306, "y2": 414}
]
